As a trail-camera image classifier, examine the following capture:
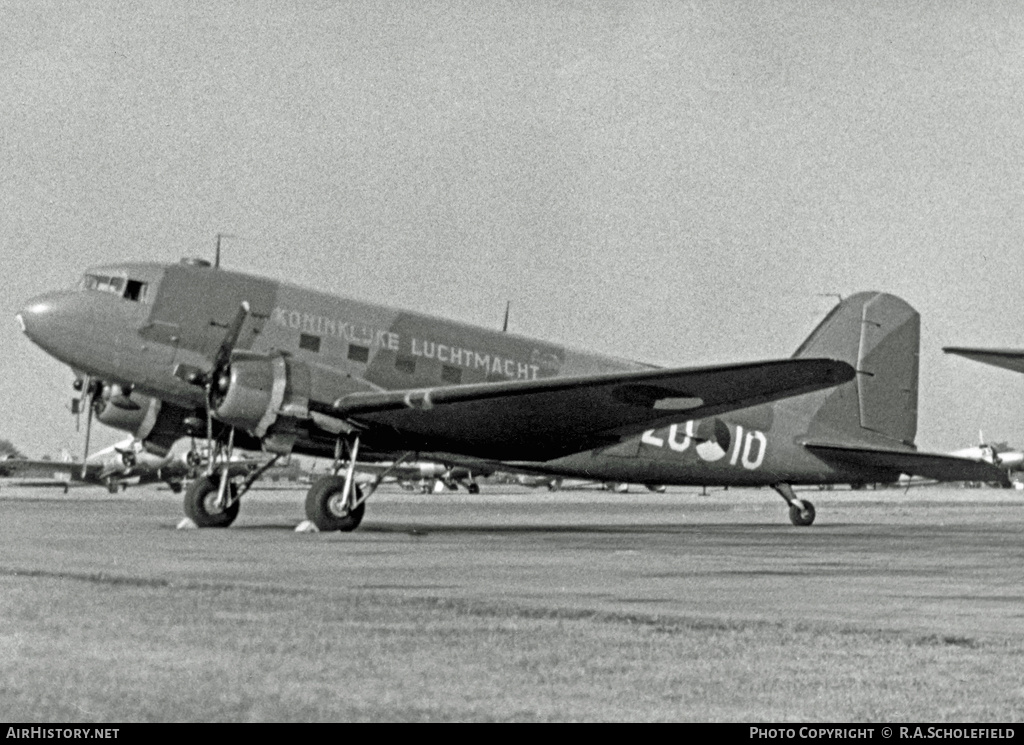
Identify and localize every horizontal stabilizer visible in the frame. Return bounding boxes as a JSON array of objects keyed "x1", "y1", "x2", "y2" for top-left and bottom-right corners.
[
  {"x1": 333, "y1": 358, "x2": 855, "y2": 461},
  {"x1": 805, "y1": 443, "x2": 1010, "y2": 485},
  {"x1": 943, "y1": 347, "x2": 1024, "y2": 375}
]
